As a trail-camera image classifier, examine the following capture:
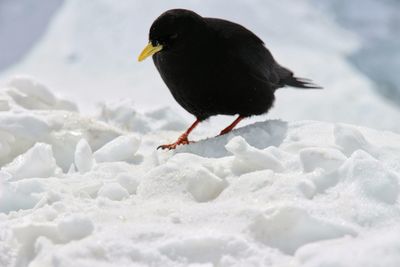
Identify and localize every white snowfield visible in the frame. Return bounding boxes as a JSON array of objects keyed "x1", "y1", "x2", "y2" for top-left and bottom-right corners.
[{"x1": 1, "y1": 77, "x2": 400, "y2": 267}]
